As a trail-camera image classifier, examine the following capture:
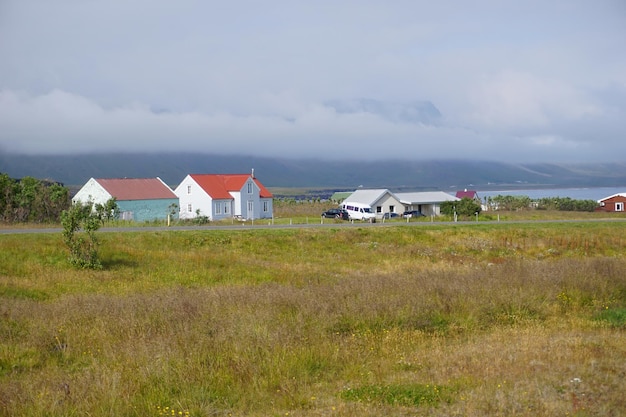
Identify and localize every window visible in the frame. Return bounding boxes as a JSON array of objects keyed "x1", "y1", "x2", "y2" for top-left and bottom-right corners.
[
  {"x1": 224, "y1": 203, "x2": 230, "y2": 214},
  {"x1": 247, "y1": 182, "x2": 253, "y2": 194},
  {"x1": 616, "y1": 202, "x2": 624, "y2": 212},
  {"x1": 215, "y1": 202, "x2": 221, "y2": 214},
  {"x1": 187, "y1": 203, "x2": 192, "y2": 213},
  {"x1": 263, "y1": 201, "x2": 269, "y2": 212},
  {"x1": 389, "y1": 205, "x2": 395, "y2": 213},
  {"x1": 376, "y1": 206, "x2": 382, "y2": 213},
  {"x1": 187, "y1": 185, "x2": 192, "y2": 194}
]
